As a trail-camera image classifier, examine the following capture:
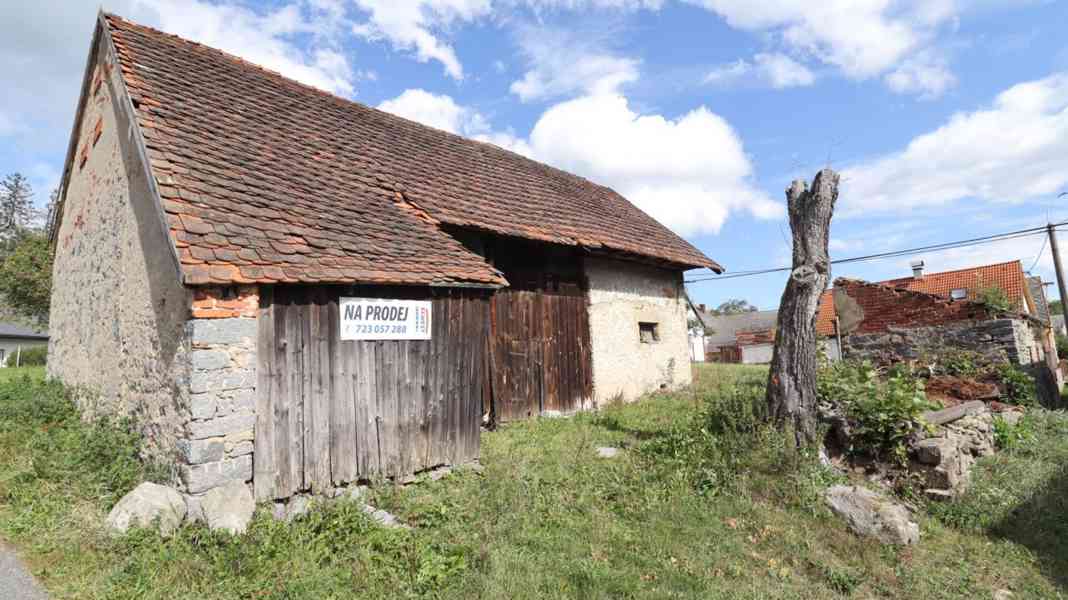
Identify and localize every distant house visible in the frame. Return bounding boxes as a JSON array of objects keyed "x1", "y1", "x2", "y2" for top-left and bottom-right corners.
[
  {"x1": 0, "y1": 323, "x2": 48, "y2": 367},
  {"x1": 692, "y1": 307, "x2": 778, "y2": 364},
  {"x1": 816, "y1": 260, "x2": 1057, "y2": 370}
]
